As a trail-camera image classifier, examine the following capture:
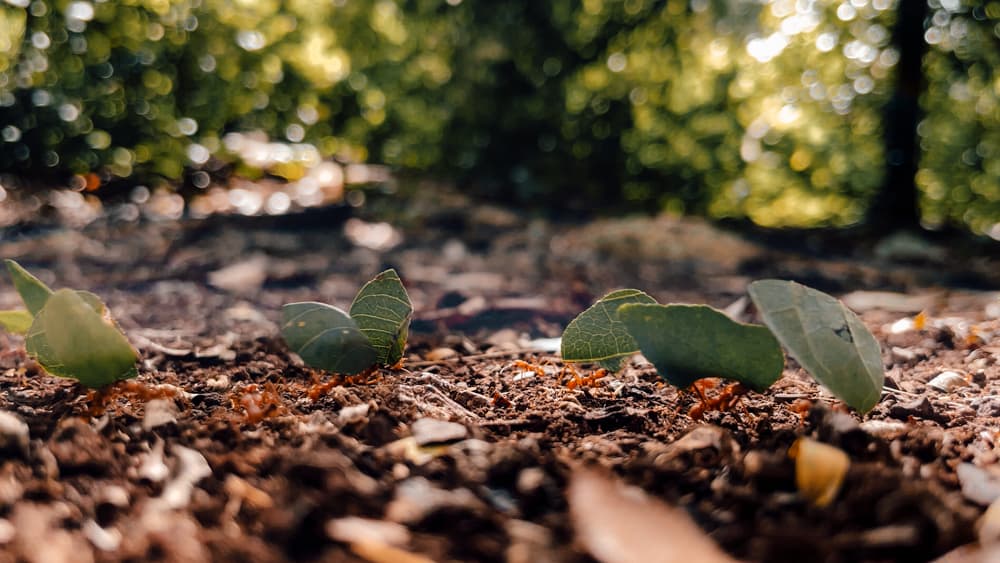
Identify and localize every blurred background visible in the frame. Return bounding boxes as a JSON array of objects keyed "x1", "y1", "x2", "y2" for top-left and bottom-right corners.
[{"x1": 0, "y1": 0, "x2": 998, "y2": 235}]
